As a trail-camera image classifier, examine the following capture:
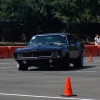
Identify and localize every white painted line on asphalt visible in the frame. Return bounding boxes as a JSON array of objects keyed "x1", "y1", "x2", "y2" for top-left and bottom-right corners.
[{"x1": 0, "y1": 93, "x2": 95, "y2": 100}]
